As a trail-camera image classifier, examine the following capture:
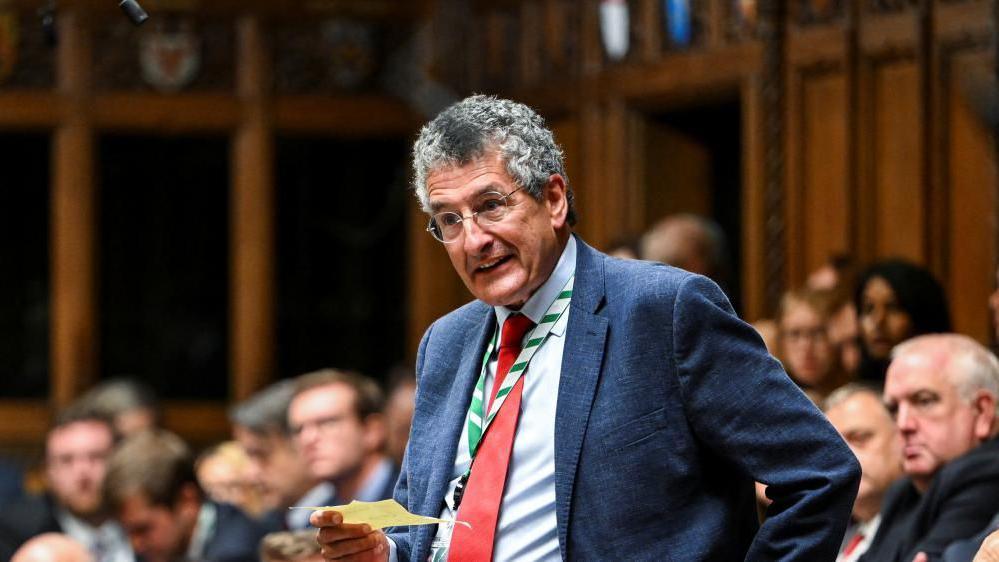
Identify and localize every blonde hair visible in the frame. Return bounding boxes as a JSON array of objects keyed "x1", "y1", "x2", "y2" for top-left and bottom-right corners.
[{"x1": 259, "y1": 531, "x2": 321, "y2": 562}]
